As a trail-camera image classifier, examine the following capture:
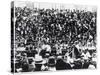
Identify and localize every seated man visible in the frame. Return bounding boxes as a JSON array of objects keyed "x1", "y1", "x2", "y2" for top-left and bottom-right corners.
[
  {"x1": 28, "y1": 57, "x2": 35, "y2": 72},
  {"x1": 81, "y1": 49, "x2": 91, "y2": 69},
  {"x1": 56, "y1": 56, "x2": 72, "y2": 70},
  {"x1": 34, "y1": 54, "x2": 43, "y2": 71},
  {"x1": 48, "y1": 56, "x2": 56, "y2": 71},
  {"x1": 21, "y1": 53, "x2": 29, "y2": 72}
]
